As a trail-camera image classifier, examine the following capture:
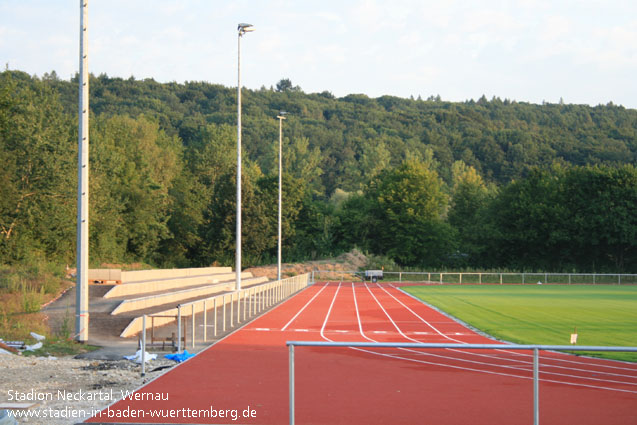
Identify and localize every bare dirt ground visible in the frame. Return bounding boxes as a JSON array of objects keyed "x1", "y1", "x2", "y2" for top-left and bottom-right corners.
[
  {"x1": 0, "y1": 251, "x2": 369, "y2": 425},
  {"x1": 245, "y1": 249, "x2": 368, "y2": 280}
]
